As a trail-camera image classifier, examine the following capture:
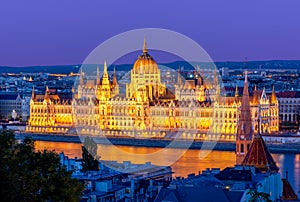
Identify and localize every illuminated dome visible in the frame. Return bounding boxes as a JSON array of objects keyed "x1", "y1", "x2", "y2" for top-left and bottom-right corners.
[{"x1": 133, "y1": 38, "x2": 159, "y2": 74}]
